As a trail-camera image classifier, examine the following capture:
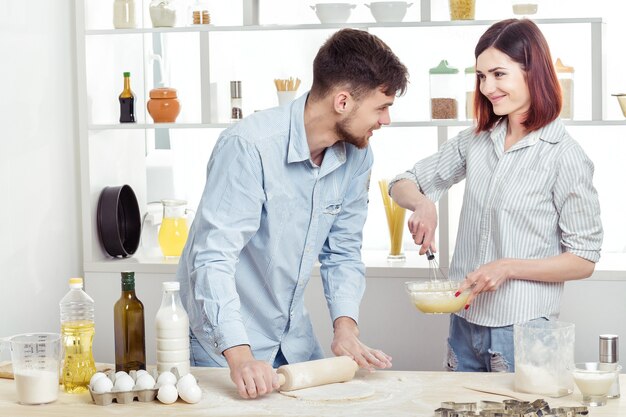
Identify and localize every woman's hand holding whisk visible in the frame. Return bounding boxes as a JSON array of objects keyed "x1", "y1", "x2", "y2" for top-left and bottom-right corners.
[
  {"x1": 389, "y1": 179, "x2": 438, "y2": 255},
  {"x1": 406, "y1": 200, "x2": 438, "y2": 255}
]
